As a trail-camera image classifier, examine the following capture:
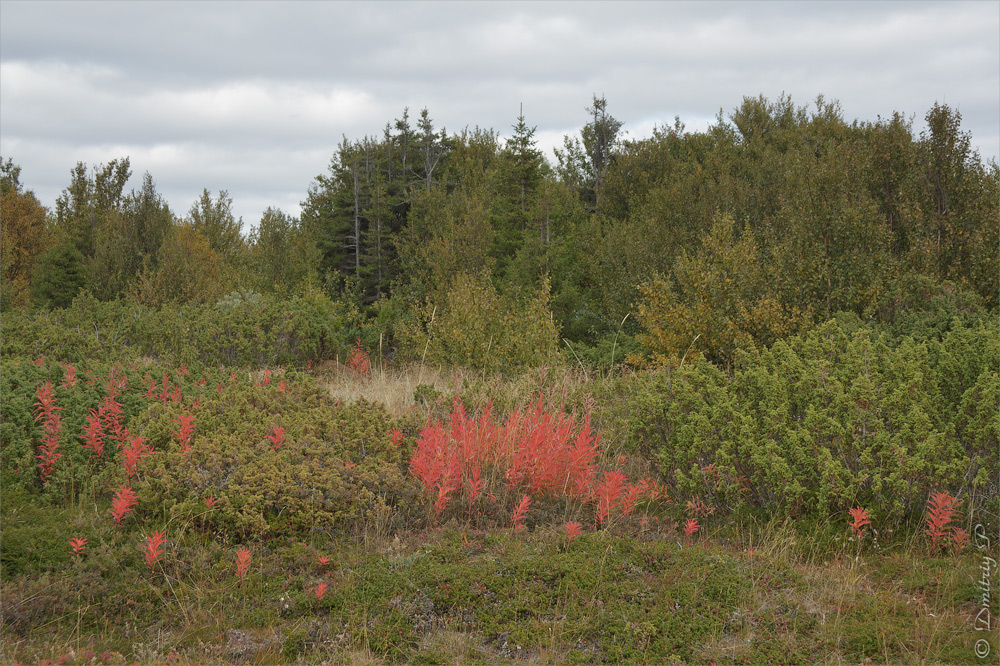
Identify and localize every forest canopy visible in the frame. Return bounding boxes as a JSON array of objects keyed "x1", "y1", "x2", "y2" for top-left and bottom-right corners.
[{"x1": 2, "y1": 94, "x2": 996, "y2": 370}]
